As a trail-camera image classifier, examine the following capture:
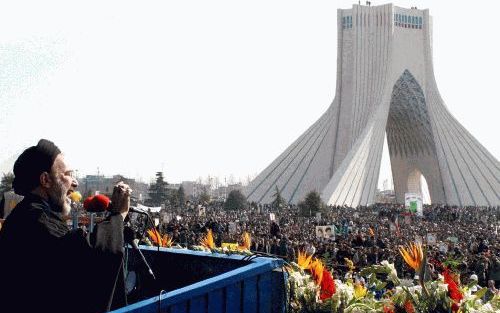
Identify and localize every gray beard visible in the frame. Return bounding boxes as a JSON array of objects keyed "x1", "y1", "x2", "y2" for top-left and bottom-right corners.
[{"x1": 48, "y1": 183, "x2": 71, "y2": 216}]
